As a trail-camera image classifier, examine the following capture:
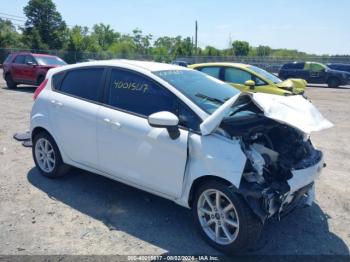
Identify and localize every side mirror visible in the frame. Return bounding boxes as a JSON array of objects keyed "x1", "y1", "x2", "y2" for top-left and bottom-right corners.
[
  {"x1": 244, "y1": 80, "x2": 256, "y2": 90},
  {"x1": 148, "y1": 111, "x2": 180, "y2": 139},
  {"x1": 26, "y1": 61, "x2": 35, "y2": 66}
]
